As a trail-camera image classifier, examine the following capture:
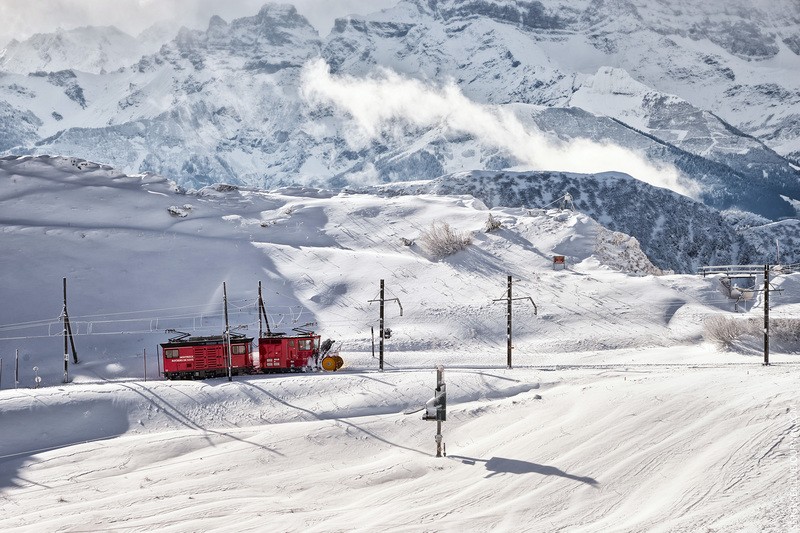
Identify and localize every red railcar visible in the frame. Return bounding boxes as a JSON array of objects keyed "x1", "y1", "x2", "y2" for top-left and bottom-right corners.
[
  {"x1": 255, "y1": 333, "x2": 320, "y2": 372},
  {"x1": 161, "y1": 331, "x2": 254, "y2": 380}
]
